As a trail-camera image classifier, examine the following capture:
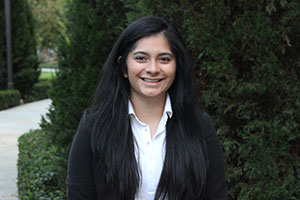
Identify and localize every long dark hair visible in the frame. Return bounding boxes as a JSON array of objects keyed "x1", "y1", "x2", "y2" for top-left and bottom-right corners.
[{"x1": 90, "y1": 16, "x2": 208, "y2": 200}]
